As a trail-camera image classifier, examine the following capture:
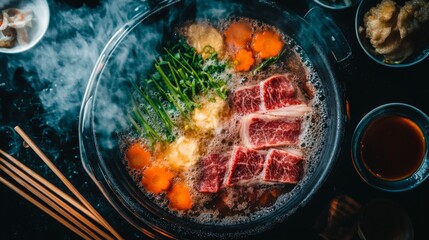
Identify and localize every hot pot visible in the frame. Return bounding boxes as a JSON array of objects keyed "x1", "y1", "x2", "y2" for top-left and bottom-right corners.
[{"x1": 79, "y1": 0, "x2": 349, "y2": 239}]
